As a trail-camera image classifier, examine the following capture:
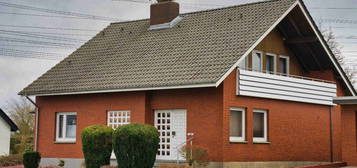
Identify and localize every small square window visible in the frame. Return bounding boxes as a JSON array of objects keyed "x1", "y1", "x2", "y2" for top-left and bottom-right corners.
[{"x1": 107, "y1": 111, "x2": 130, "y2": 129}]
